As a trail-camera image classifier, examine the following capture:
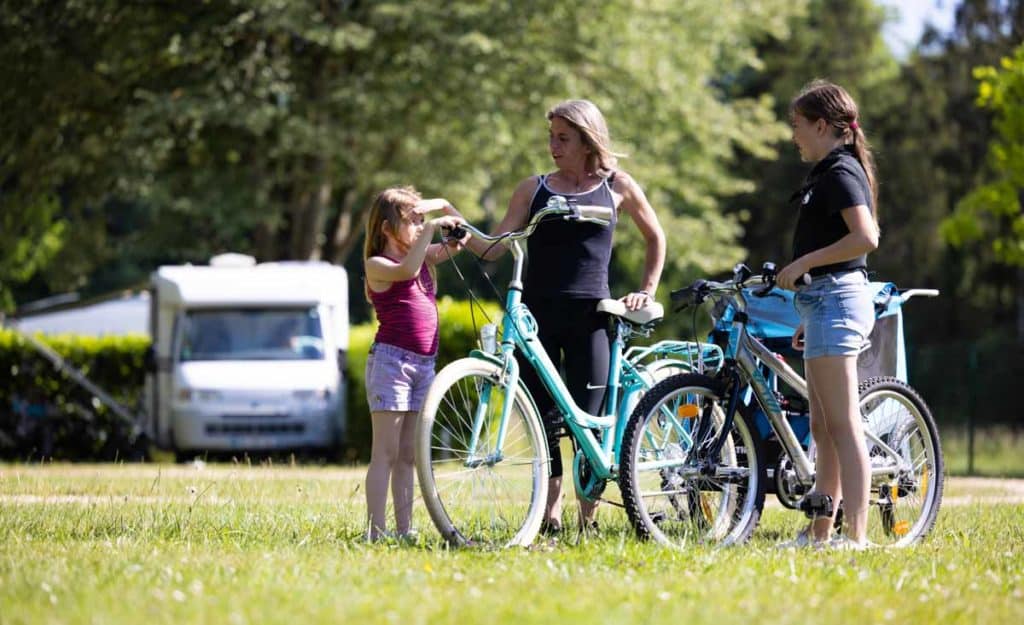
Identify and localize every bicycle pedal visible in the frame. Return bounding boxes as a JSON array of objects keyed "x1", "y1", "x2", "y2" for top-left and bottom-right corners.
[{"x1": 798, "y1": 492, "x2": 834, "y2": 520}]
